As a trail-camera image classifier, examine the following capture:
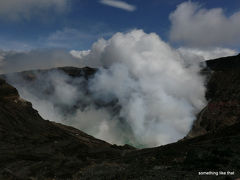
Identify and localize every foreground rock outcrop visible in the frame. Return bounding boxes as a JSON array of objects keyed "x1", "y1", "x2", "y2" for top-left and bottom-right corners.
[{"x1": 1, "y1": 55, "x2": 240, "y2": 179}]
